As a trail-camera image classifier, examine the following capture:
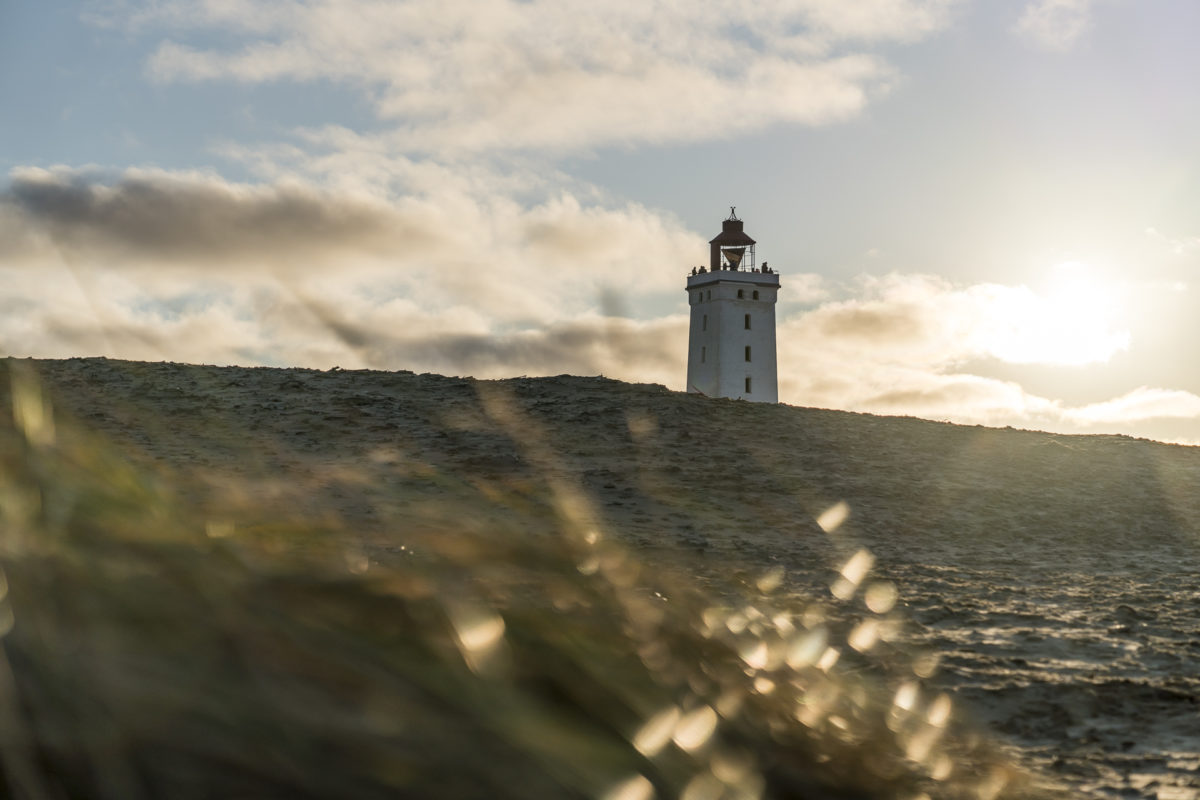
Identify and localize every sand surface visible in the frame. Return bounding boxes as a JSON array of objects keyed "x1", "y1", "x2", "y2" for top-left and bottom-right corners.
[{"x1": 19, "y1": 357, "x2": 1200, "y2": 799}]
